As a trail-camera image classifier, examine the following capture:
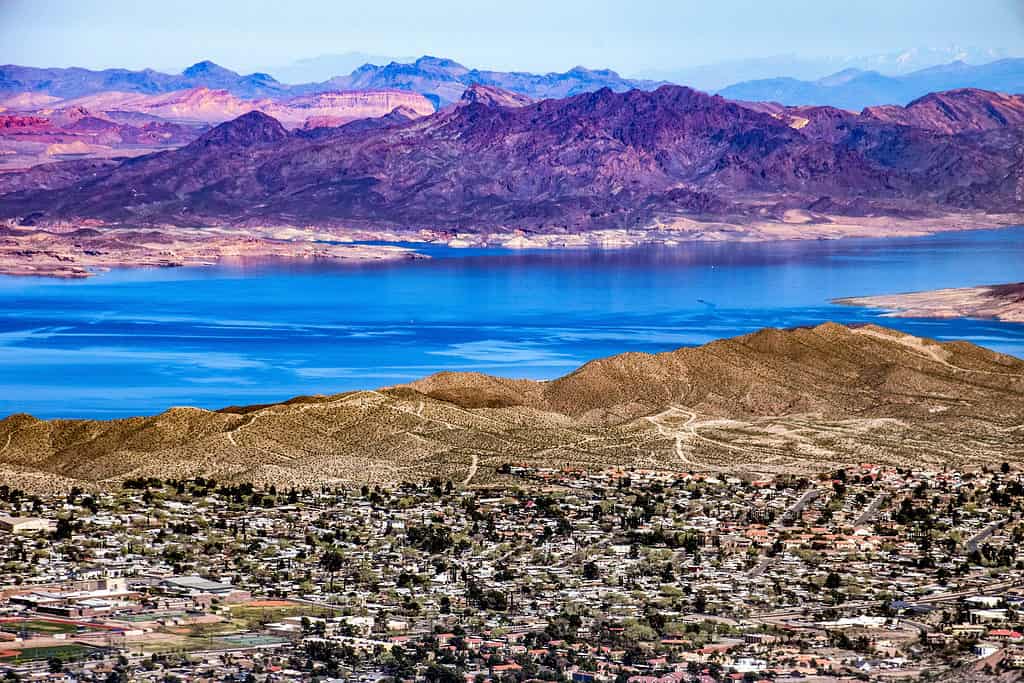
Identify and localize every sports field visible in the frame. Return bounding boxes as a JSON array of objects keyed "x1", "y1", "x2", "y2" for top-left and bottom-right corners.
[
  {"x1": 0, "y1": 619, "x2": 80, "y2": 635},
  {"x1": 0, "y1": 643, "x2": 92, "y2": 662}
]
